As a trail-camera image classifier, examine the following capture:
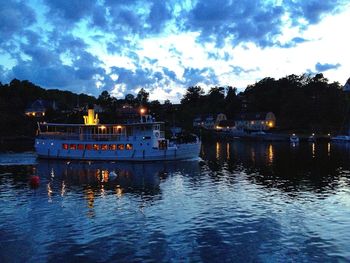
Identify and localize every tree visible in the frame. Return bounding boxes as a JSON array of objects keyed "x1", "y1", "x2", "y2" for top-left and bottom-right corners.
[
  {"x1": 125, "y1": 93, "x2": 135, "y2": 104},
  {"x1": 225, "y1": 86, "x2": 241, "y2": 118},
  {"x1": 180, "y1": 86, "x2": 204, "y2": 105},
  {"x1": 136, "y1": 88, "x2": 149, "y2": 106}
]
